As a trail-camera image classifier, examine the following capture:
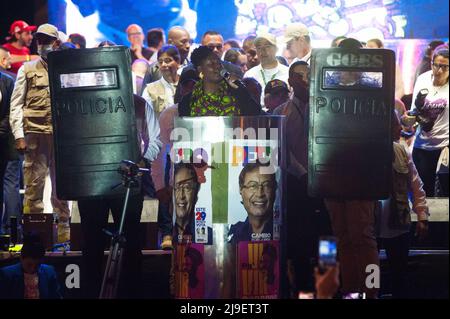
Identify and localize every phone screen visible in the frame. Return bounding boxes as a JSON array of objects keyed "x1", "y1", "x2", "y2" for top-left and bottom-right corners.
[
  {"x1": 319, "y1": 237, "x2": 337, "y2": 267},
  {"x1": 343, "y1": 292, "x2": 366, "y2": 299},
  {"x1": 298, "y1": 291, "x2": 315, "y2": 299}
]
